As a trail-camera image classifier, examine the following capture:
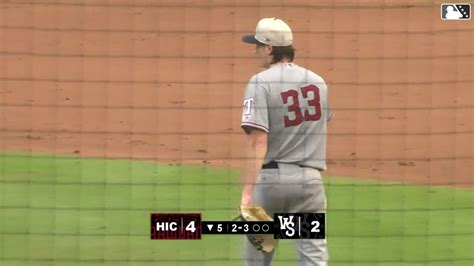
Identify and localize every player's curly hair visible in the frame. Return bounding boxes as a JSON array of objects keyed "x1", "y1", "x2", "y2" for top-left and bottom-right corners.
[
  {"x1": 256, "y1": 43, "x2": 295, "y2": 64},
  {"x1": 270, "y1": 45, "x2": 295, "y2": 63}
]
